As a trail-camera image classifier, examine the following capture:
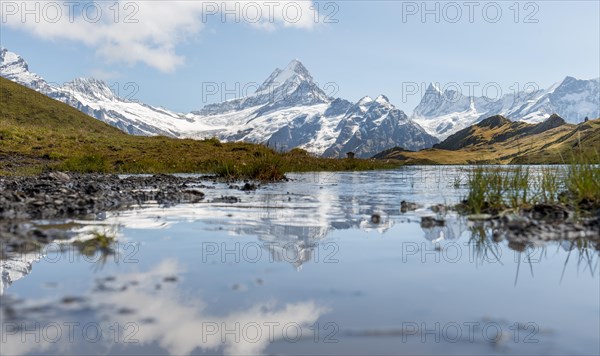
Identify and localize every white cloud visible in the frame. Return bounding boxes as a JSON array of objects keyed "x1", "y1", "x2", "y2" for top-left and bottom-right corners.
[
  {"x1": 0, "y1": 1, "x2": 321, "y2": 72},
  {"x1": 90, "y1": 68, "x2": 120, "y2": 80}
]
